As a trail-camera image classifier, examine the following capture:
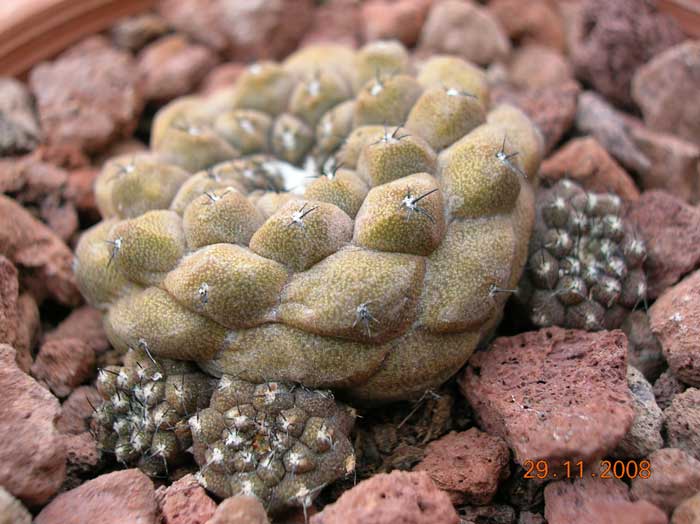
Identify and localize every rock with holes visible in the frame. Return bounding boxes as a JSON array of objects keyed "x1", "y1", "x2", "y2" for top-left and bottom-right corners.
[
  {"x1": 460, "y1": 328, "x2": 634, "y2": 466},
  {"x1": 73, "y1": 40, "x2": 541, "y2": 403},
  {"x1": 664, "y1": 388, "x2": 700, "y2": 461},
  {"x1": 190, "y1": 375, "x2": 355, "y2": 515}
]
